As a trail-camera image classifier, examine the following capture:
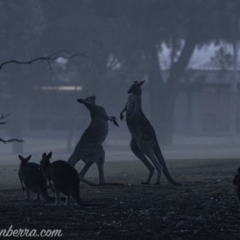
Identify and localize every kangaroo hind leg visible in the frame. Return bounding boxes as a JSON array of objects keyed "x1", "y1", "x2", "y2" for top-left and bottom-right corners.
[
  {"x1": 34, "y1": 190, "x2": 40, "y2": 201},
  {"x1": 97, "y1": 148, "x2": 123, "y2": 186},
  {"x1": 25, "y1": 186, "x2": 31, "y2": 201},
  {"x1": 68, "y1": 150, "x2": 81, "y2": 167},
  {"x1": 130, "y1": 138, "x2": 155, "y2": 184},
  {"x1": 78, "y1": 160, "x2": 97, "y2": 186},
  {"x1": 139, "y1": 140, "x2": 163, "y2": 185}
]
